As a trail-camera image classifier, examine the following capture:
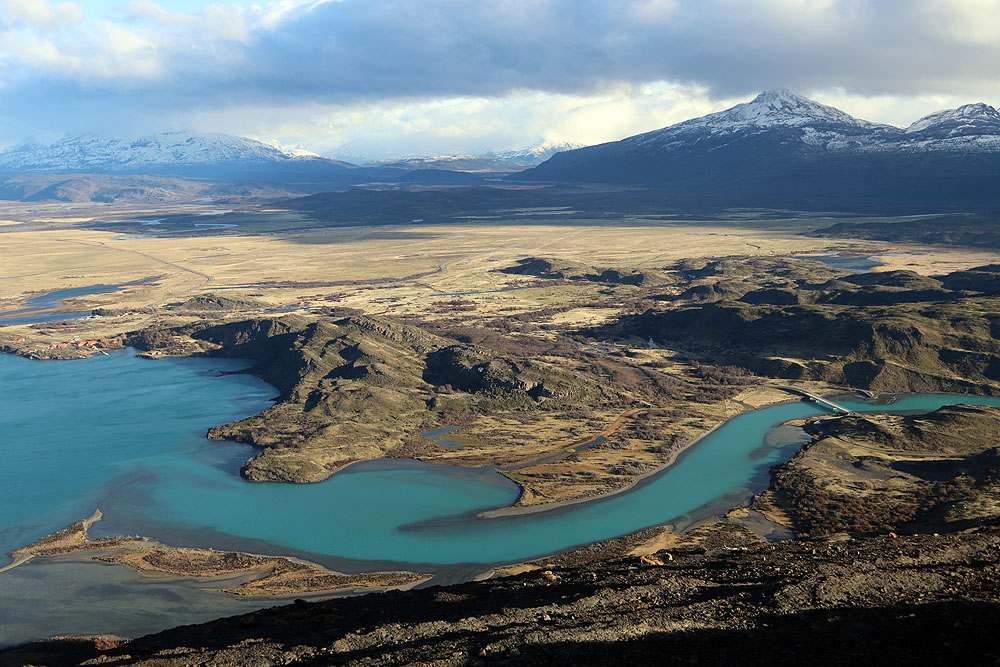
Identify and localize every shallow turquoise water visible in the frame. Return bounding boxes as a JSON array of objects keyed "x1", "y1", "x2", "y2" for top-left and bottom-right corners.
[
  {"x1": 140, "y1": 390, "x2": 1000, "y2": 564},
  {"x1": 0, "y1": 351, "x2": 276, "y2": 557},
  {"x1": 5, "y1": 350, "x2": 1000, "y2": 571}
]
